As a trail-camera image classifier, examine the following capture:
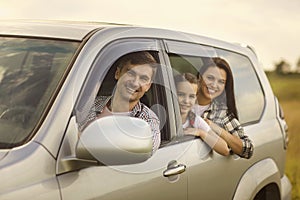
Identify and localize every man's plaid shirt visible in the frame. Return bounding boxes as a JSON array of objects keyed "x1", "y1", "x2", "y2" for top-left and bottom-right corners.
[
  {"x1": 83, "y1": 96, "x2": 161, "y2": 153},
  {"x1": 195, "y1": 101, "x2": 254, "y2": 159}
]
